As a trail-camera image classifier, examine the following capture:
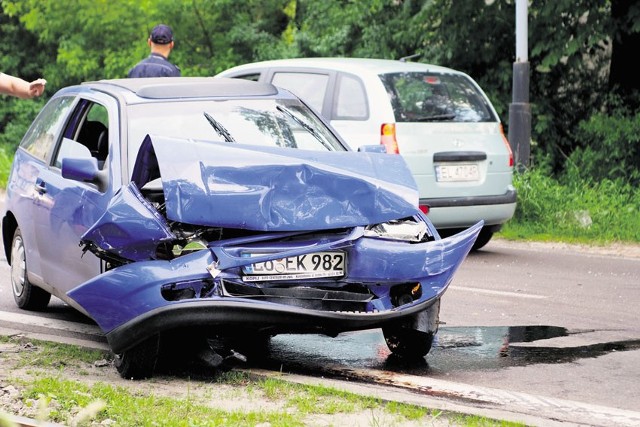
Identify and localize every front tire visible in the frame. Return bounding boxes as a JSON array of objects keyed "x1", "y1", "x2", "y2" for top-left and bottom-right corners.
[
  {"x1": 10, "y1": 228, "x2": 51, "y2": 310},
  {"x1": 383, "y1": 328, "x2": 434, "y2": 359},
  {"x1": 383, "y1": 299, "x2": 440, "y2": 358},
  {"x1": 114, "y1": 335, "x2": 160, "y2": 380}
]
